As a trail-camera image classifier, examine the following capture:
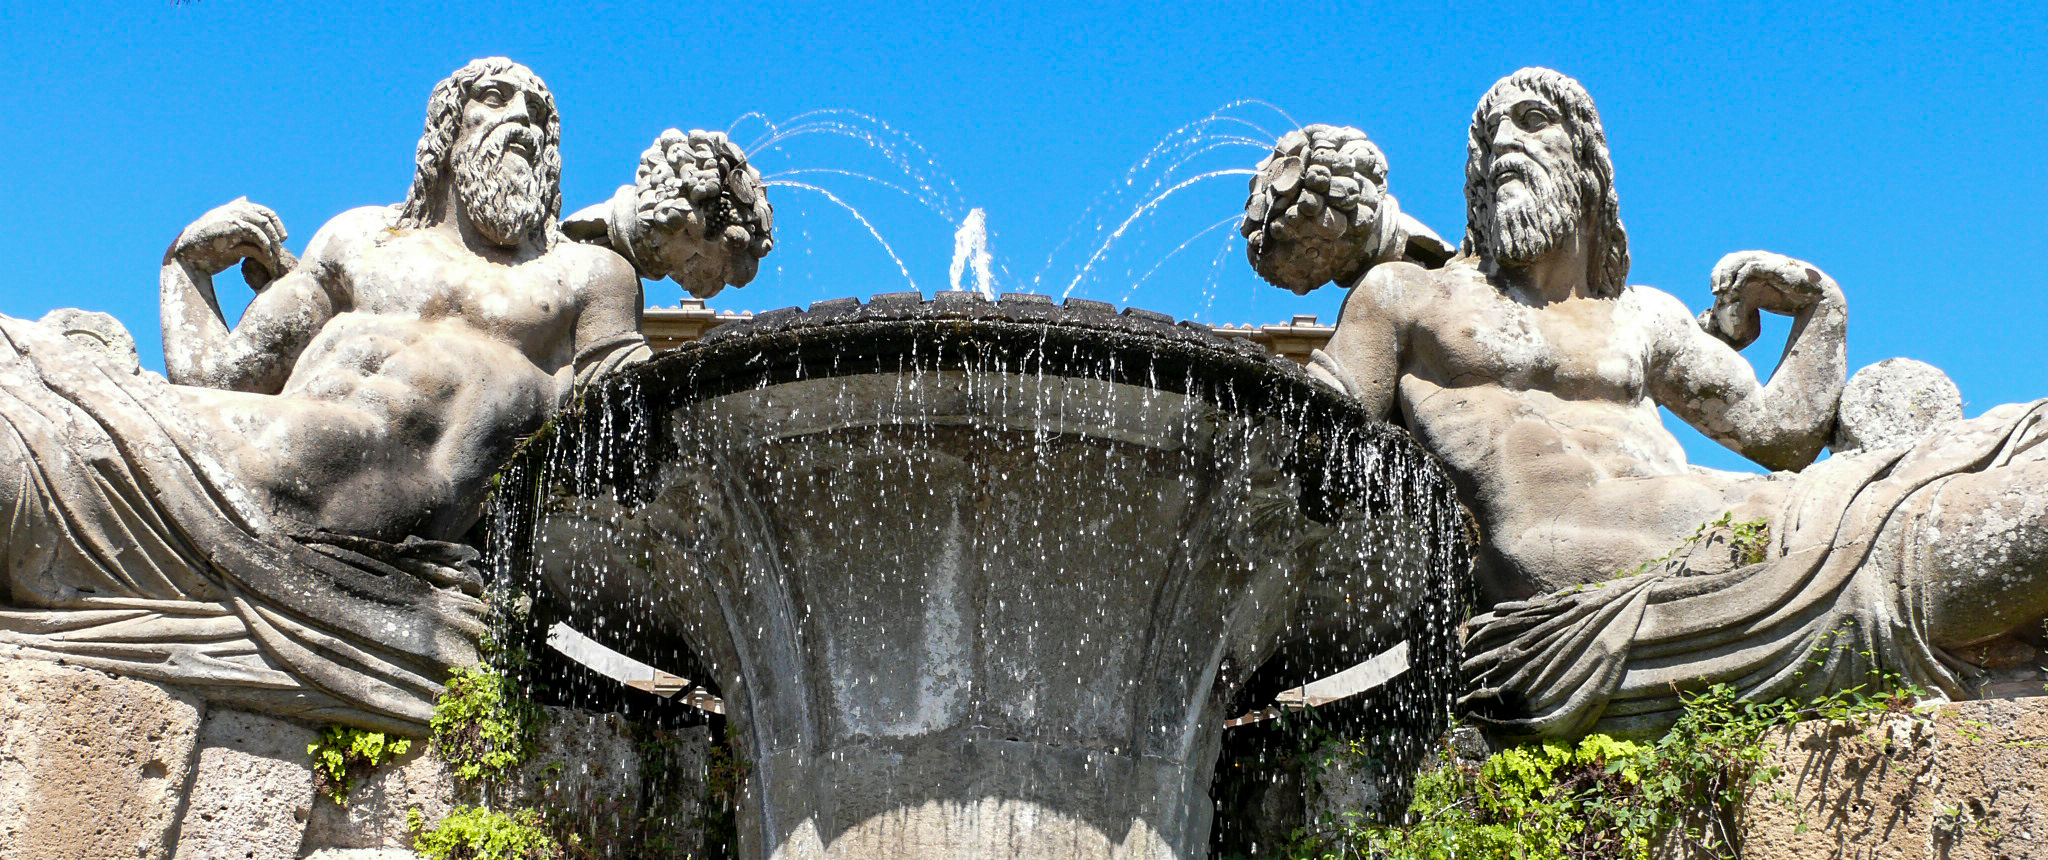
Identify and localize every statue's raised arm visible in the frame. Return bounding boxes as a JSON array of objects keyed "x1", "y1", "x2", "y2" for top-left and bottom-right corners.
[
  {"x1": 1646, "y1": 249, "x2": 1848, "y2": 472},
  {"x1": 159, "y1": 197, "x2": 340, "y2": 392}
]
